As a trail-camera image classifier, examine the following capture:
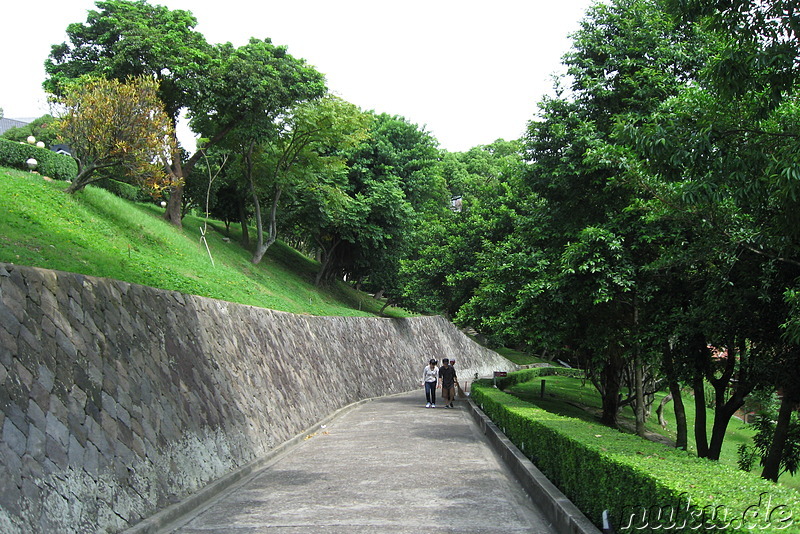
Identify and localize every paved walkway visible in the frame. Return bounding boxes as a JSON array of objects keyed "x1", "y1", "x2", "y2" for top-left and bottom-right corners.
[{"x1": 164, "y1": 391, "x2": 556, "y2": 533}]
